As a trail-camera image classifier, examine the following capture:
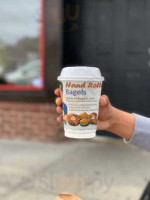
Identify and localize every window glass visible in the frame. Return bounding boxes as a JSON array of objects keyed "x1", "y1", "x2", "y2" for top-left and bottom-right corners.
[{"x1": 0, "y1": 0, "x2": 43, "y2": 89}]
